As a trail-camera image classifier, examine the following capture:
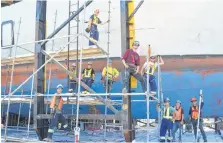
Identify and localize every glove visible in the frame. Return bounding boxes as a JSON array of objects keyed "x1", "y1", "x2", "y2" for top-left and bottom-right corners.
[
  {"x1": 50, "y1": 108, "x2": 55, "y2": 114},
  {"x1": 85, "y1": 27, "x2": 90, "y2": 33}
]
